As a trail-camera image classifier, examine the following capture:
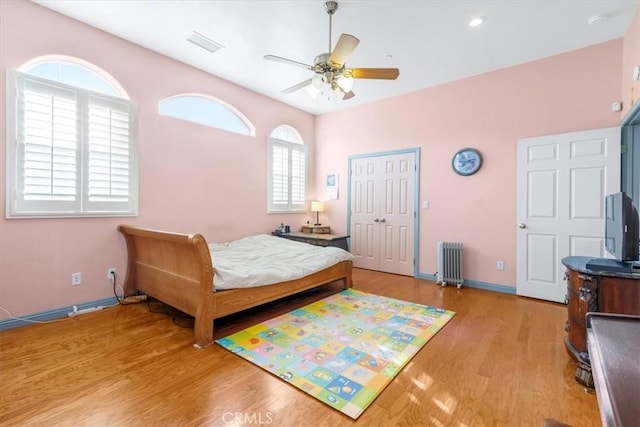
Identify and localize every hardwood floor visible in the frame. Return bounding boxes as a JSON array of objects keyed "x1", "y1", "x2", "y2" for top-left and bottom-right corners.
[{"x1": 0, "y1": 269, "x2": 601, "y2": 426}]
